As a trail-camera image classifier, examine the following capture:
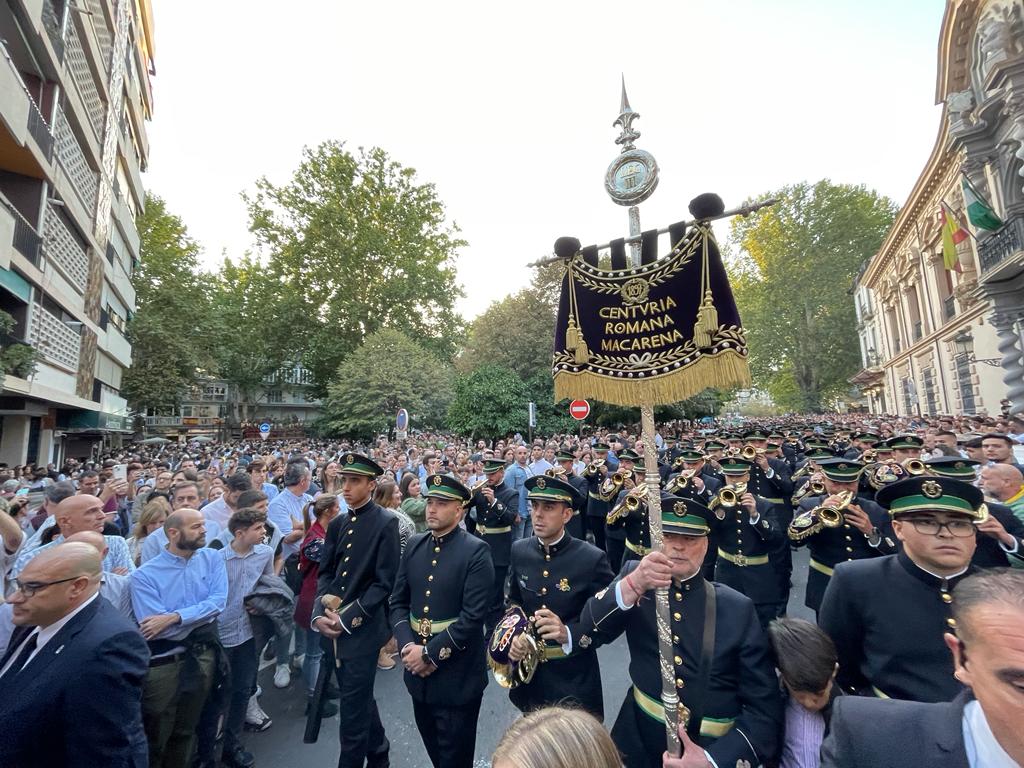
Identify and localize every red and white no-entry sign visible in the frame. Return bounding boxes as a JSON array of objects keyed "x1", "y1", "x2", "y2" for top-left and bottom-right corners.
[{"x1": 569, "y1": 399, "x2": 591, "y2": 420}]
